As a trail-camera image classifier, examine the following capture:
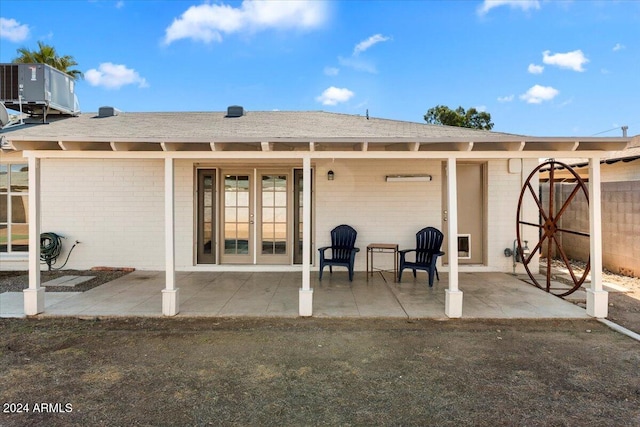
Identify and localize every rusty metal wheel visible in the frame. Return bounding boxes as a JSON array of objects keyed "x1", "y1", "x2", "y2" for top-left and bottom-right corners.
[{"x1": 516, "y1": 160, "x2": 590, "y2": 297}]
